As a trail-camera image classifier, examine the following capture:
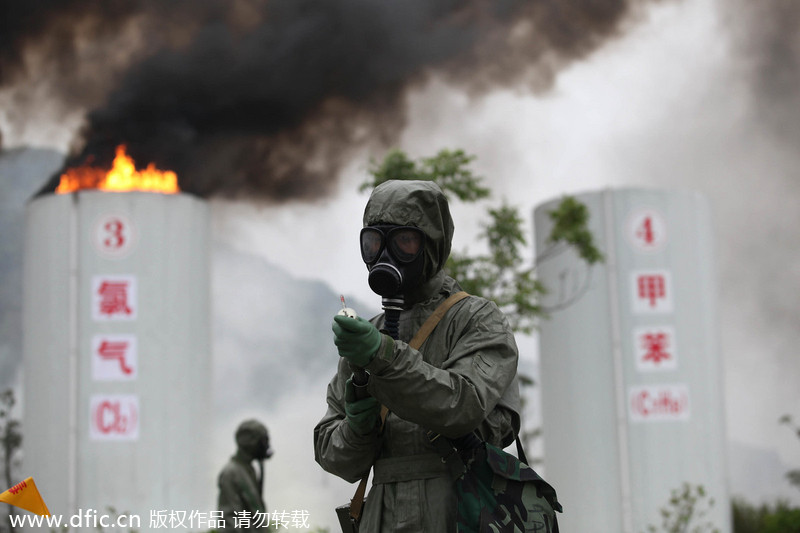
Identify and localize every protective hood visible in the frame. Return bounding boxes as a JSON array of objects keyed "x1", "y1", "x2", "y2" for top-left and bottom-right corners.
[{"x1": 363, "y1": 180, "x2": 454, "y2": 283}]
